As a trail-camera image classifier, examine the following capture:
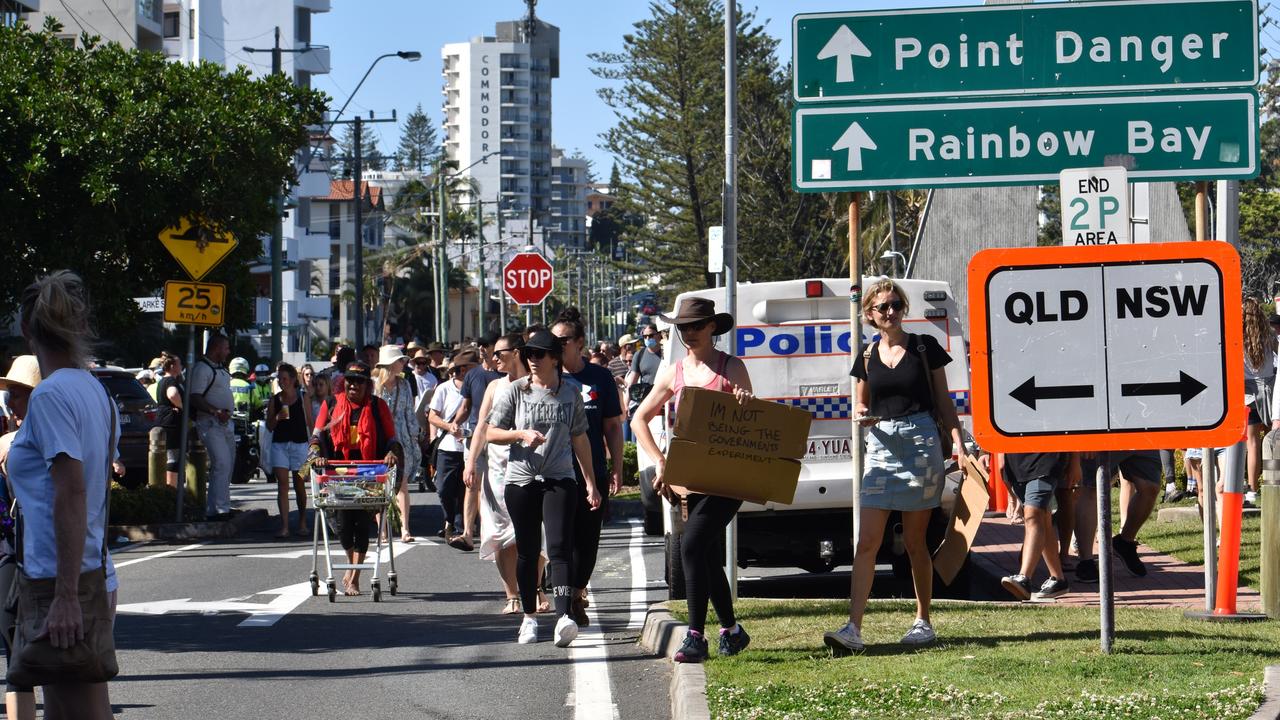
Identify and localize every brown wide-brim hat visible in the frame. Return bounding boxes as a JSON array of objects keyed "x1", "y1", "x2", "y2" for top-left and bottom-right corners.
[
  {"x1": 658, "y1": 297, "x2": 734, "y2": 336},
  {"x1": 448, "y1": 349, "x2": 480, "y2": 372}
]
